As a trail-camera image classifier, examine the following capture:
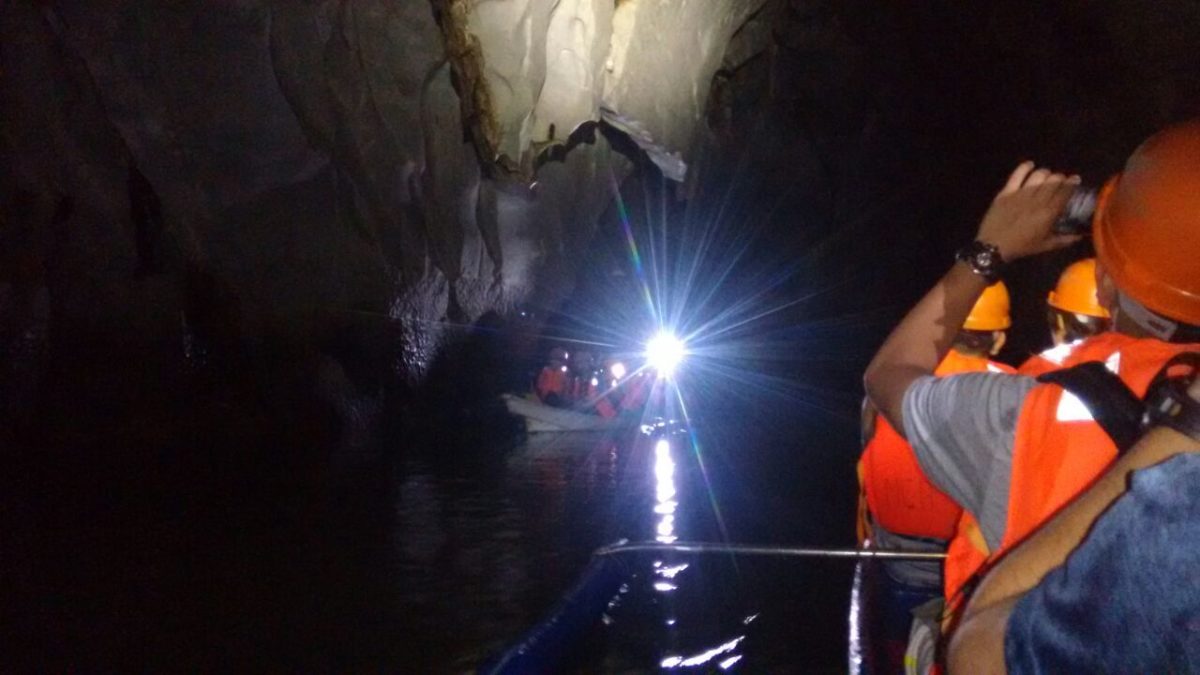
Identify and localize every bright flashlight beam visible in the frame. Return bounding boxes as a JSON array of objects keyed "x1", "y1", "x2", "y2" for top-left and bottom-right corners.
[{"x1": 646, "y1": 332, "x2": 686, "y2": 377}]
